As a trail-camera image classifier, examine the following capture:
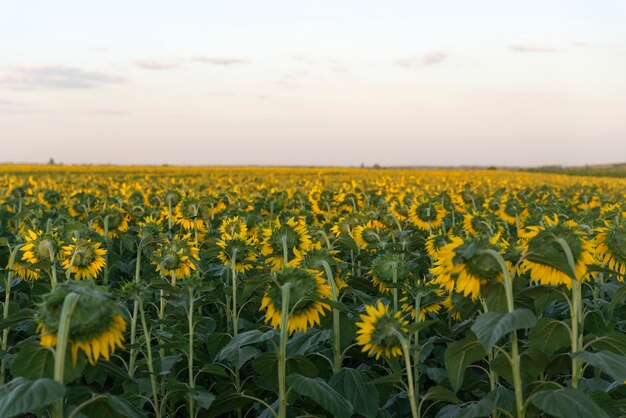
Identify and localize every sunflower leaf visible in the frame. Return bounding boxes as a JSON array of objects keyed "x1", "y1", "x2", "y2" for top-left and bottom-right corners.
[
  {"x1": 572, "y1": 350, "x2": 626, "y2": 382},
  {"x1": 471, "y1": 309, "x2": 537, "y2": 352},
  {"x1": 531, "y1": 388, "x2": 609, "y2": 418},
  {"x1": 287, "y1": 374, "x2": 353, "y2": 417},
  {"x1": 0, "y1": 377, "x2": 65, "y2": 417},
  {"x1": 444, "y1": 336, "x2": 486, "y2": 392}
]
